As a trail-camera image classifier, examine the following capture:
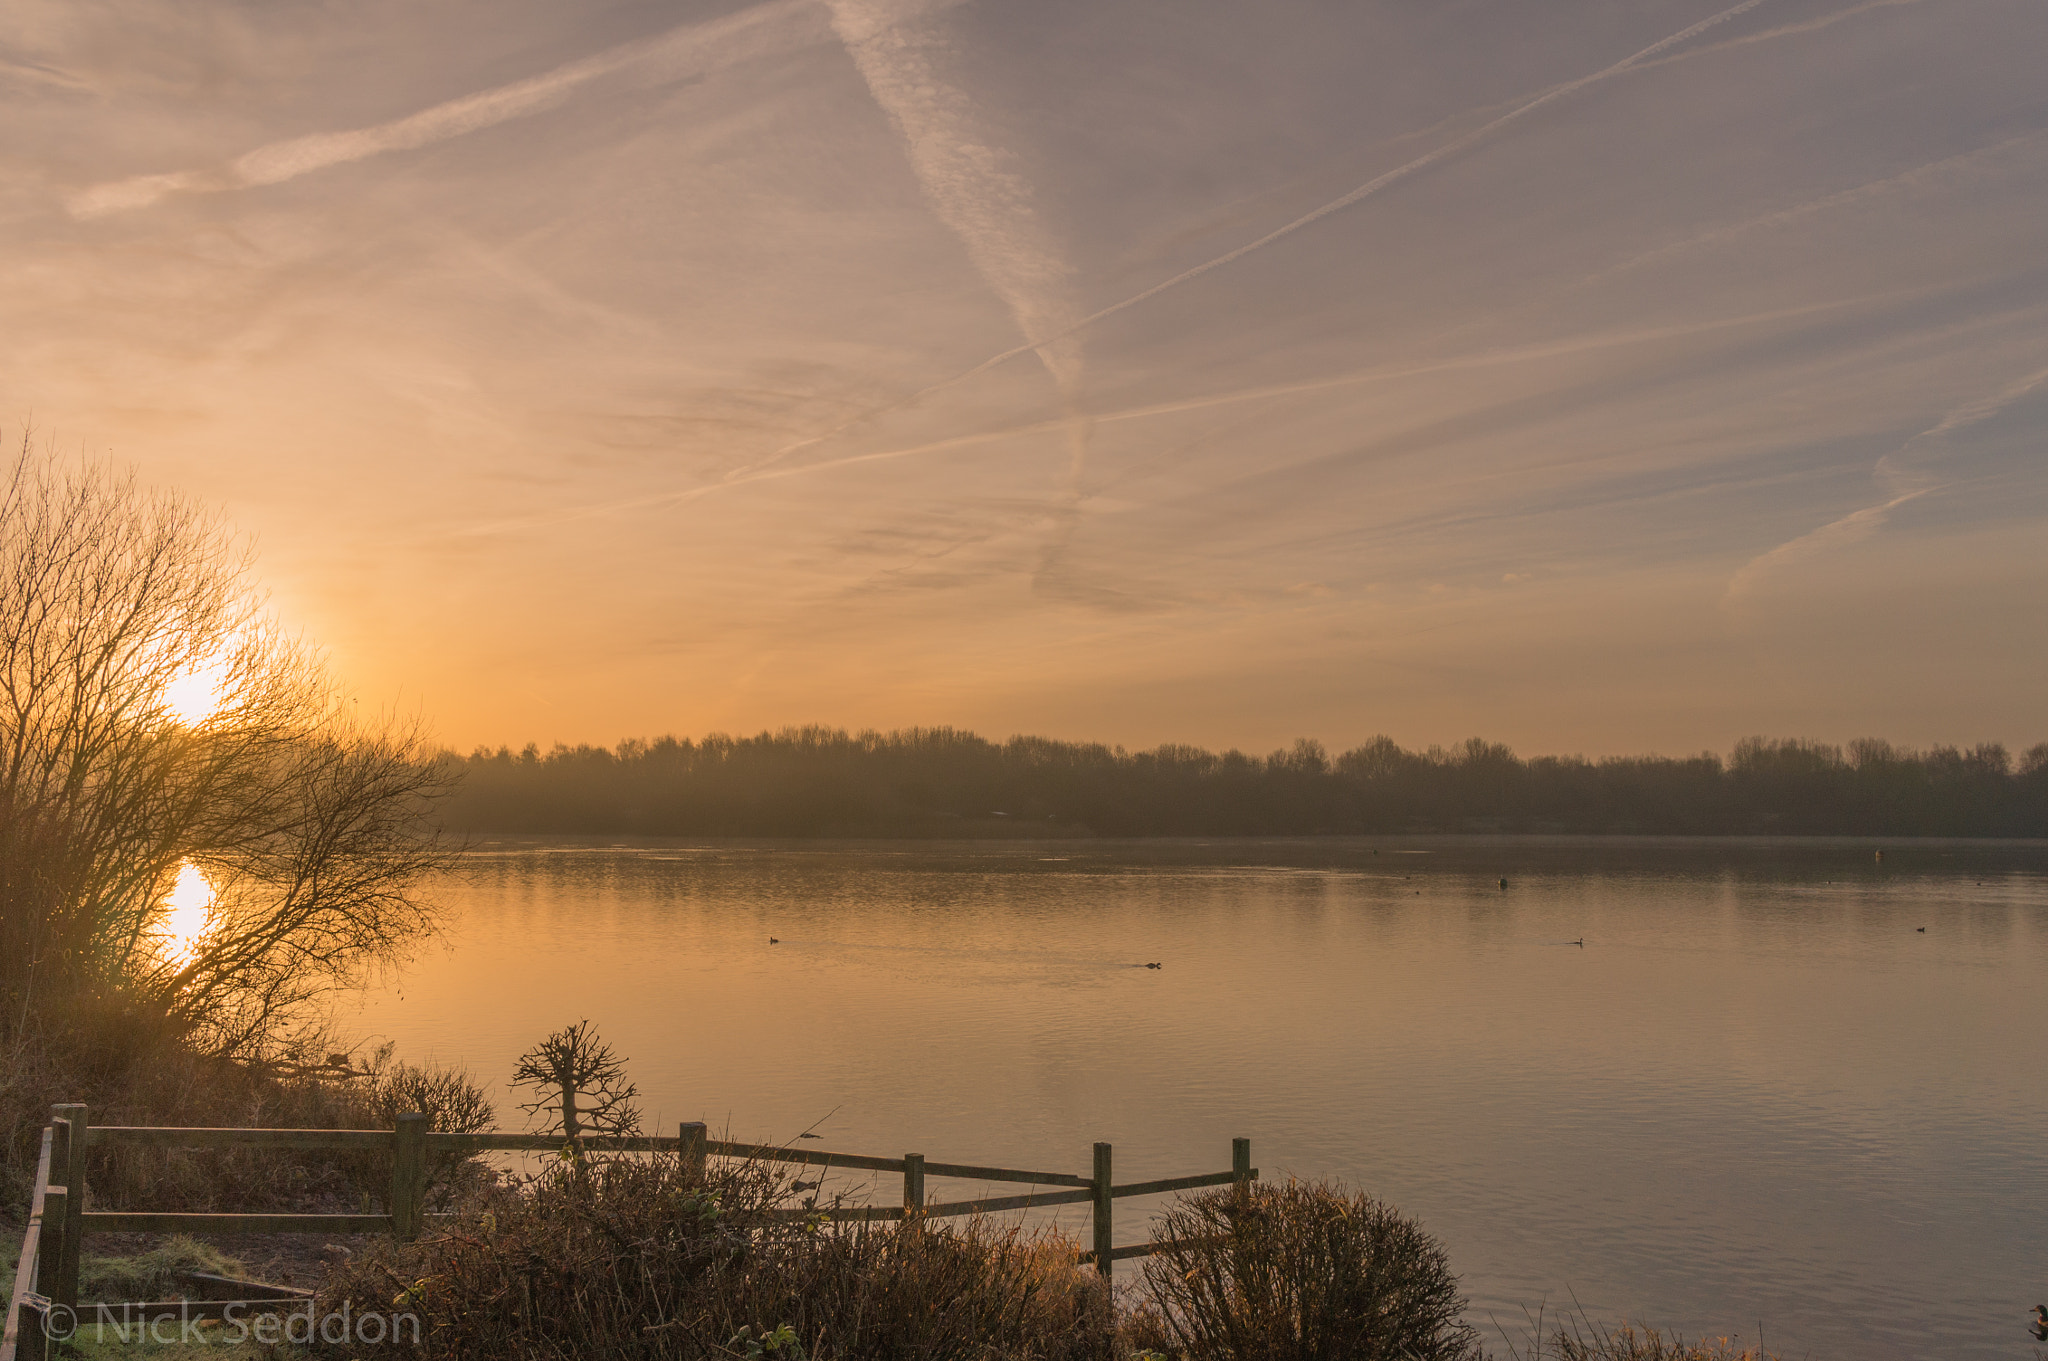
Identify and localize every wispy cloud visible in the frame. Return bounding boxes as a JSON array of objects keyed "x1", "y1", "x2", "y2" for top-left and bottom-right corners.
[
  {"x1": 458, "y1": 284, "x2": 1911, "y2": 539},
  {"x1": 0, "y1": 51, "x2": 89, "y2": 91},
  {"x1": 66, "y1": 0, "x2": 816, "y2": 218}
]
